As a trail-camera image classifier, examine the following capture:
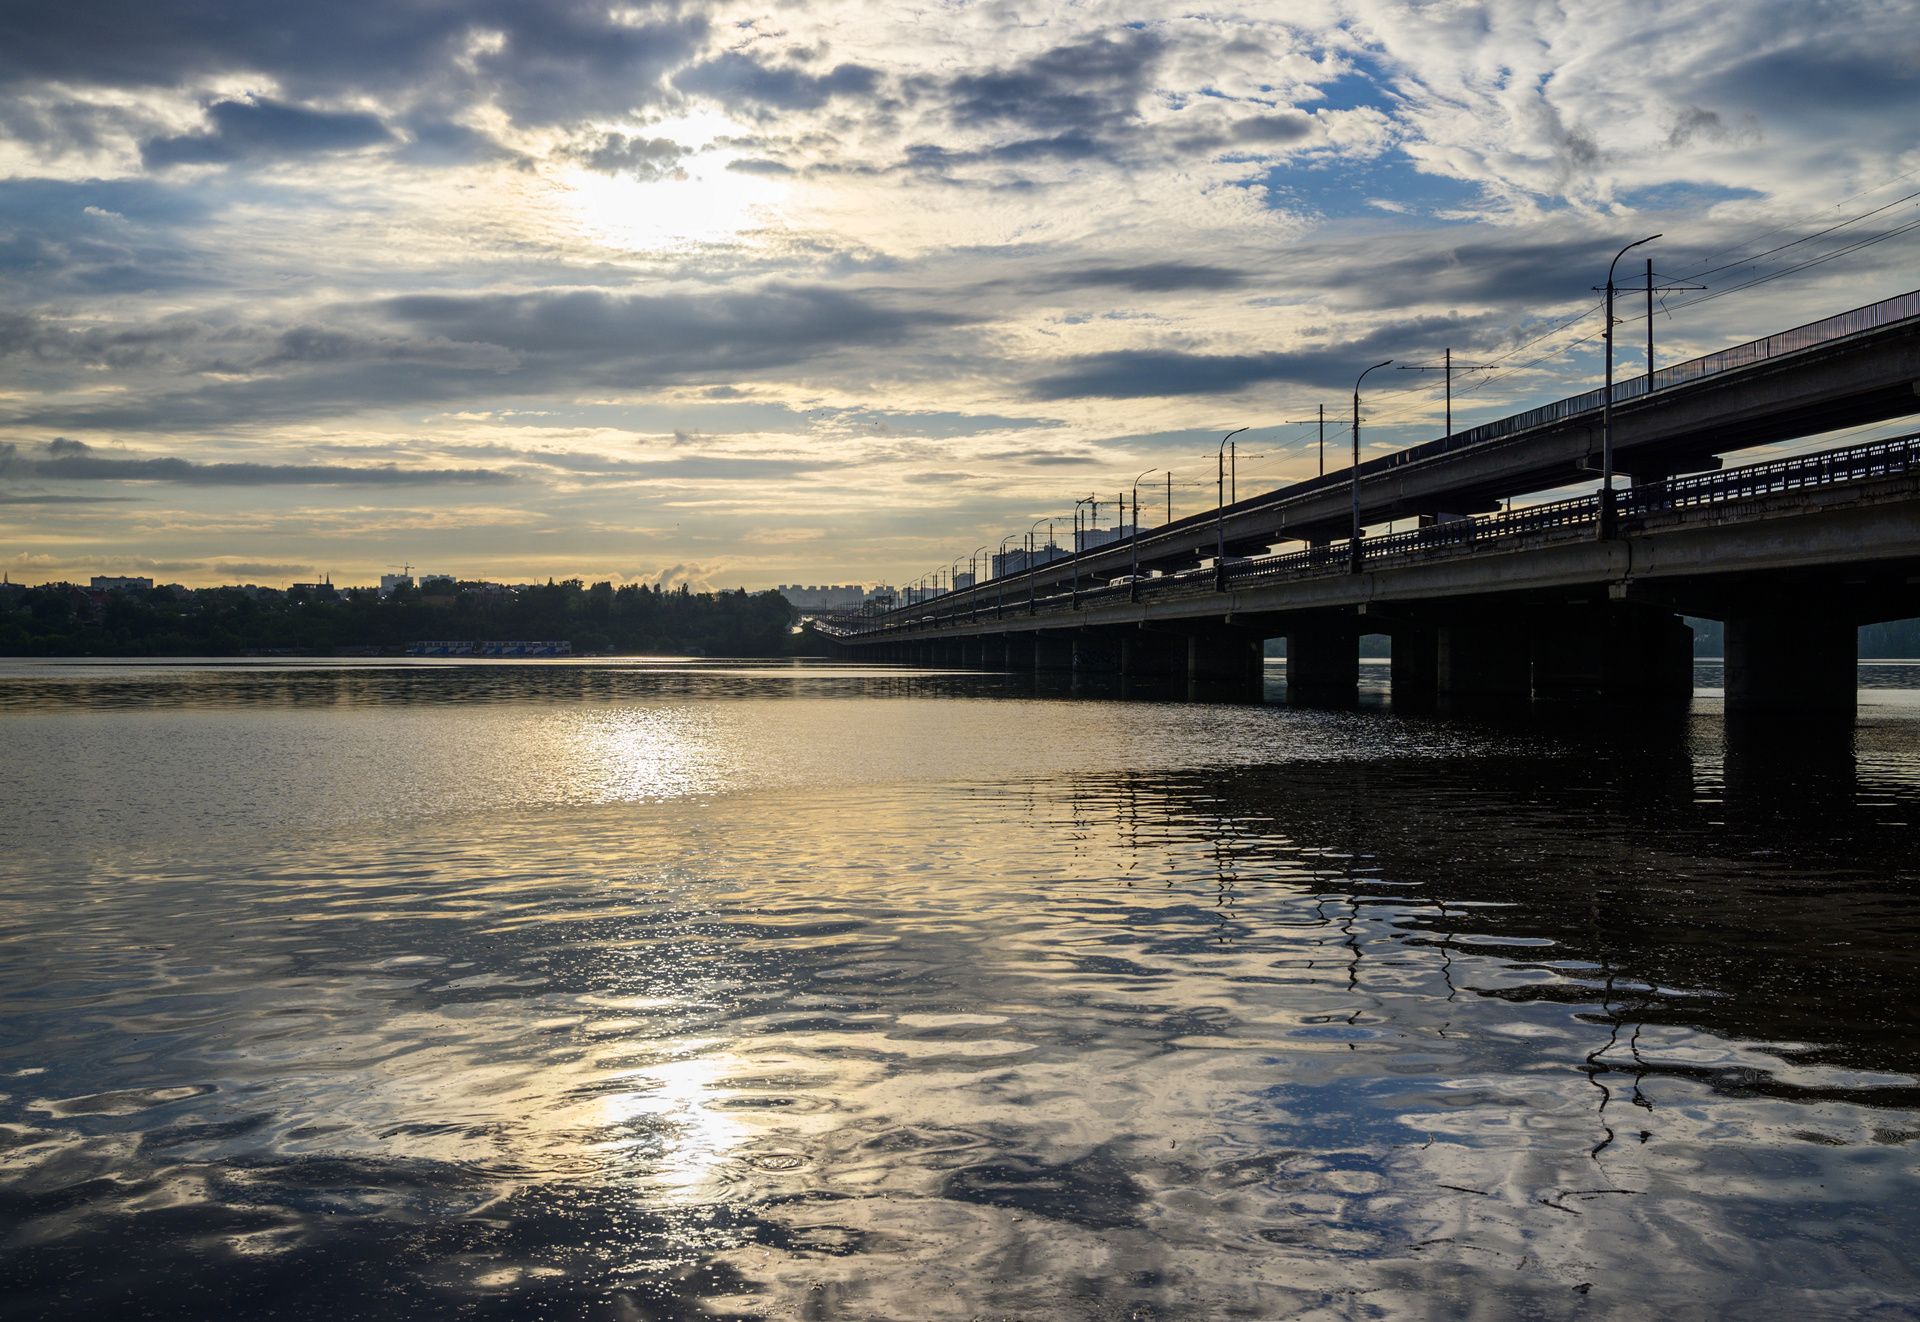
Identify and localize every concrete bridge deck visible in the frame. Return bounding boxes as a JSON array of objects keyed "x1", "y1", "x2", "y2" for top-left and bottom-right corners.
[
  {"x1": 823, "y1": 434, "x2": 1920, "y2": 716},
  {"x1": 917, "y1": 288, "x2": 1920, "y2": 599}
]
